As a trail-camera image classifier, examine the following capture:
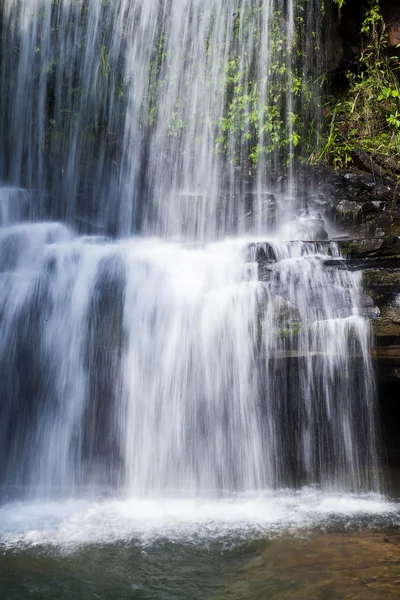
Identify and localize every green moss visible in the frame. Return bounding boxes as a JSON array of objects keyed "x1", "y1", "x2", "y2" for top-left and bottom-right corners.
[
  {"x1": 372, "y1": 317, "x2": 400, "y2": 337},
  {"x1": 338, "y1": 243, "x2": 352, "y2": 257},
  {"x1": 338, "y1": 238, "x2": 387, "y2": 259},
  {"x1": 277, "y1": 322, "x2": 302, "y2": 338},
  {"x1": 362, "y1": 268, "x2": 400, "y2": 288}
]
